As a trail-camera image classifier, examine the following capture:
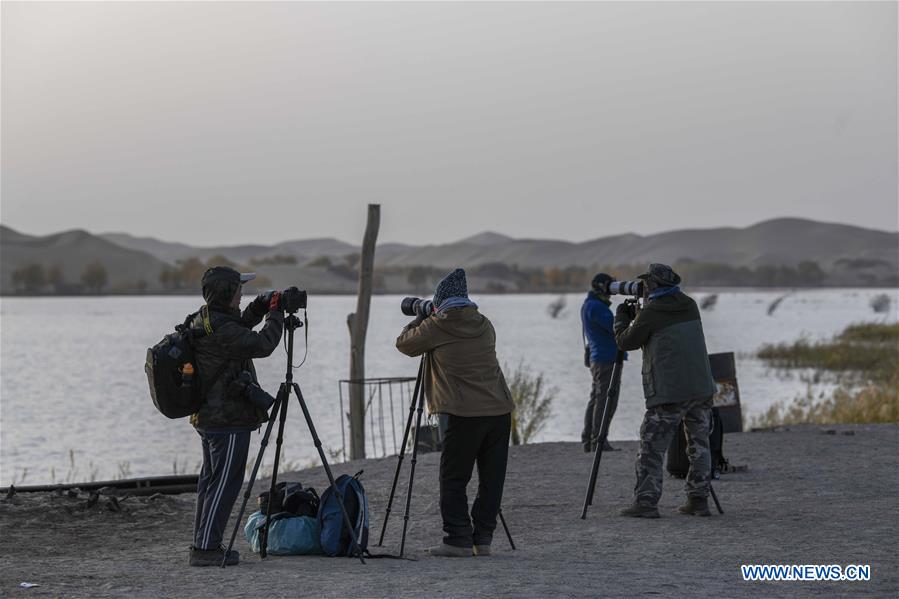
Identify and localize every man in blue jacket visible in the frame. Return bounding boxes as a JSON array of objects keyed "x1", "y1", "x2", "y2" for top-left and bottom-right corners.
[{"x1": 581, "y1": 273, "x2": 623, "y2": 453}]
